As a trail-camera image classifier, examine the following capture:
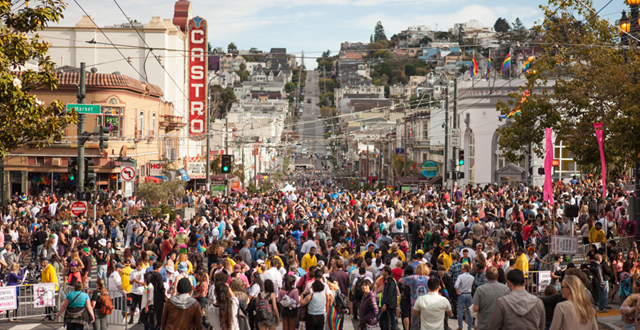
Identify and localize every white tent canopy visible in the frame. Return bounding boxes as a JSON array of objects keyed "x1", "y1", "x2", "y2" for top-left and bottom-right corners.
[{"x1": 281, "y1": 184, "x2": 296, "y2": 192}]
